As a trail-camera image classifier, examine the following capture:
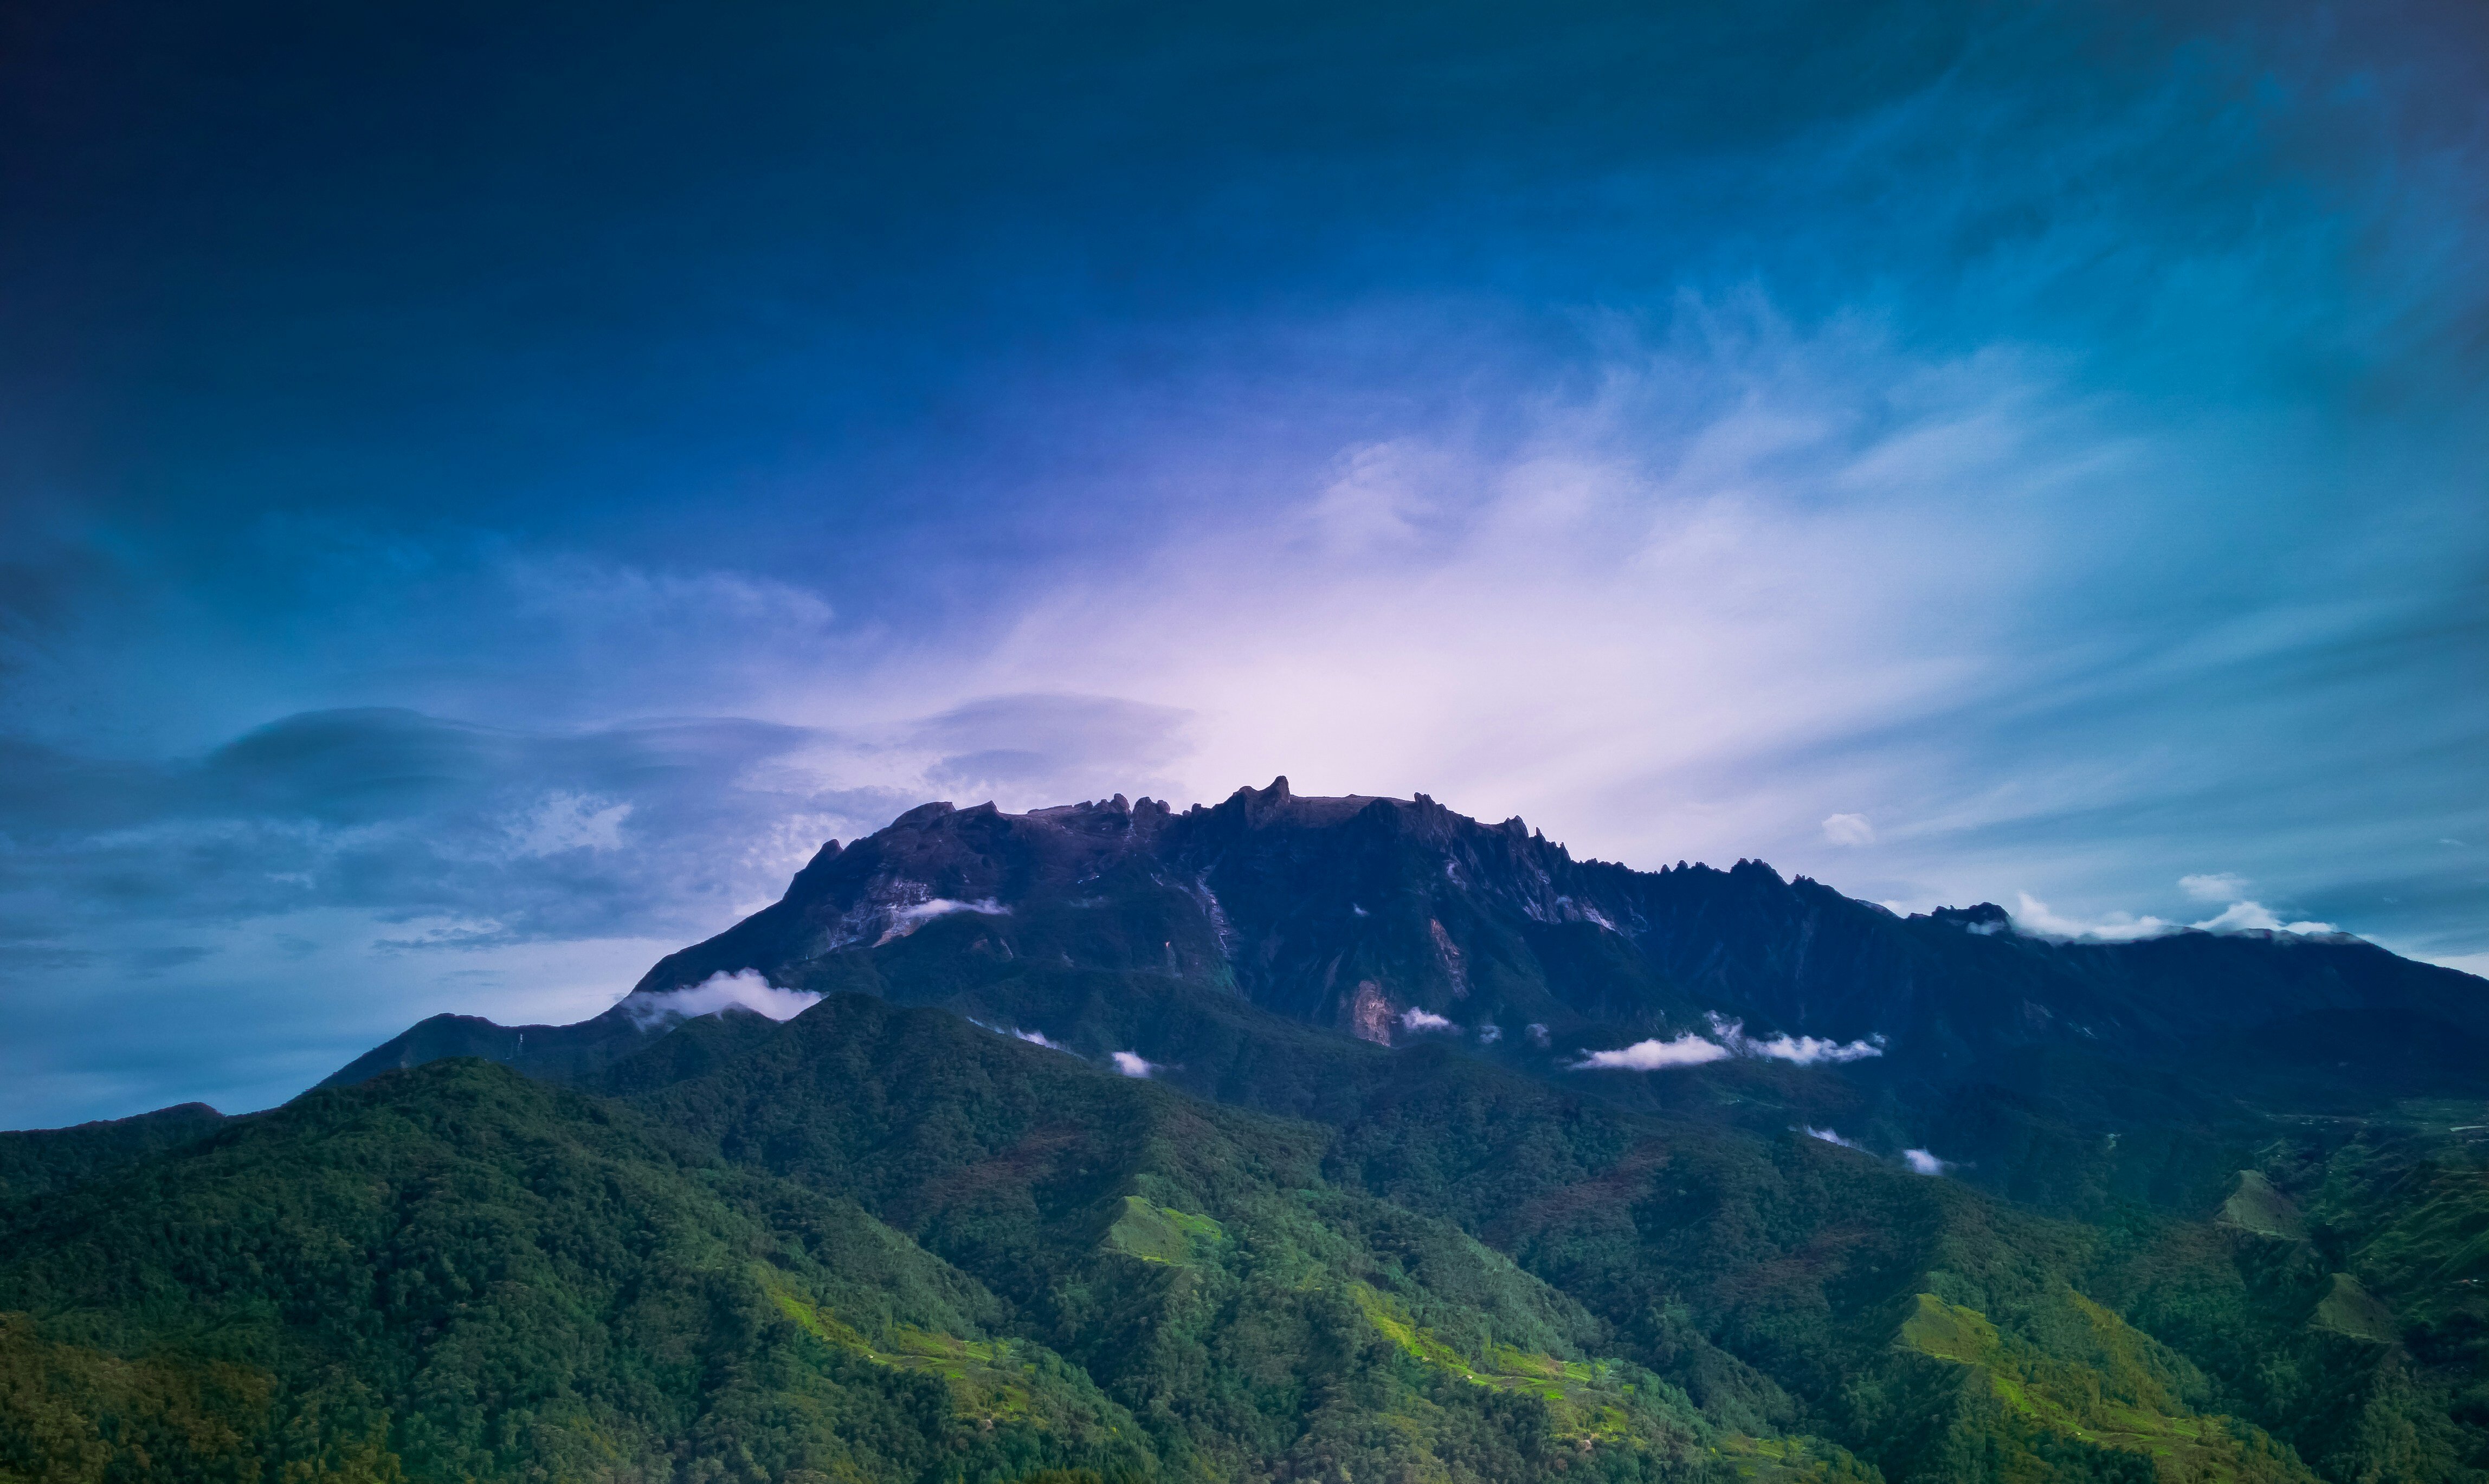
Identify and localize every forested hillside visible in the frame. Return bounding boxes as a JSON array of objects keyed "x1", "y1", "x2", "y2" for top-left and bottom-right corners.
[{"x1": 4, "y1": 787, "x2": 2483, "y2": 1483}]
